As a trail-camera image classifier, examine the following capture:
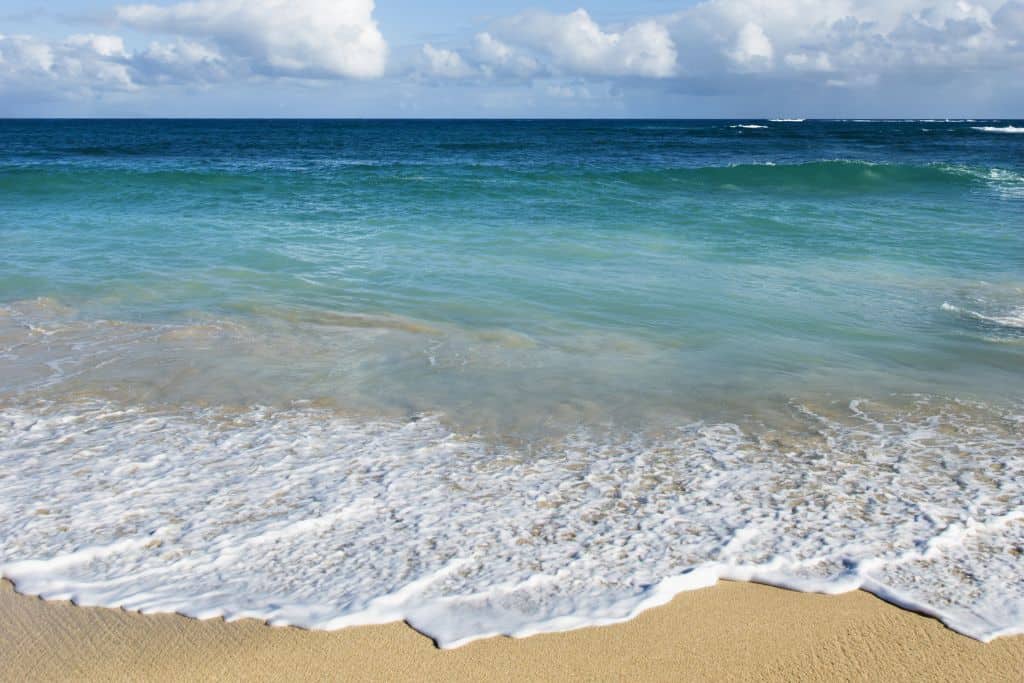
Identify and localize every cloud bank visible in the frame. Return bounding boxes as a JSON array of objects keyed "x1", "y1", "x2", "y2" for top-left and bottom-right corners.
[
  {"x1": 1, "y1": 0, "x2": 1023, "y2": 112},
  {"x1": 669, "y1": 0, "x2": 1023, "y2": 86},
  {"x1": 415, "y1": 1, "x2": 1023, "y2": 89},
  {"x1": 116, "y1": 0, "x2": 387, "y2": 79},
  {"x1": 496, "y1": 9, "x2": 676, "y2": 78},
  {"x1": 0, "y1": 0, "x2": 386, "y2": 100}
]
